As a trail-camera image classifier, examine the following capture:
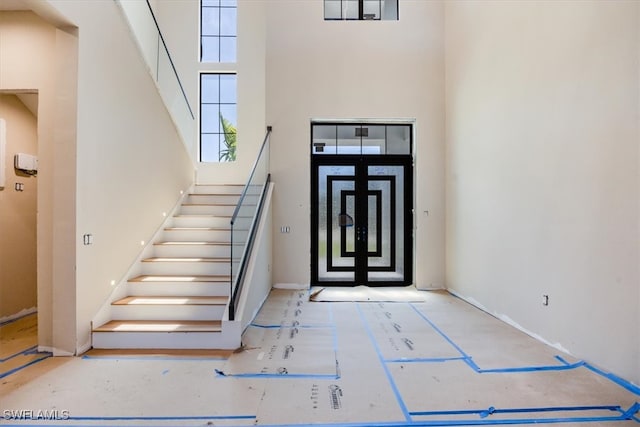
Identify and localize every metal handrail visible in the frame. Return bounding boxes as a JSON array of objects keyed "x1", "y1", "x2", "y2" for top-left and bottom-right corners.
[
  {"x1": 230, "y1": 127, "x2": 272, "y2": 225},
  {"x1": 229, "y1": 126, "x2": 272, "y2": 320},
  {"x1": 144, "y1": 0, "x2": 194, "y2": 119}
]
